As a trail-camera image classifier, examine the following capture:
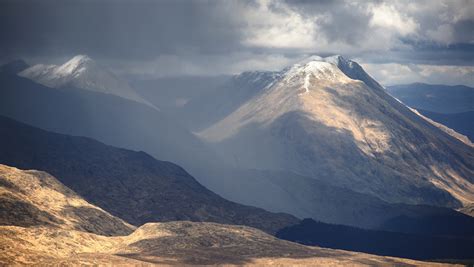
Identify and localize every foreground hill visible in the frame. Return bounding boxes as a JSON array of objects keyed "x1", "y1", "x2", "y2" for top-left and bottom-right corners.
[
  {"x1": 0, "y1": 164, "x2": 464, "y2": 265},
  {"x1": 2, "y1": 223, "x2": 450, "y2": 266},
  {"x1": 199, "y1": 55, "x2": 474, "y2": 212},
  {"x1": 0, "y1": 164, "x2": 134, "y2": 236},
  {"x1": 0, "y1": 116, "x2": 297, "y2": 234}
]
